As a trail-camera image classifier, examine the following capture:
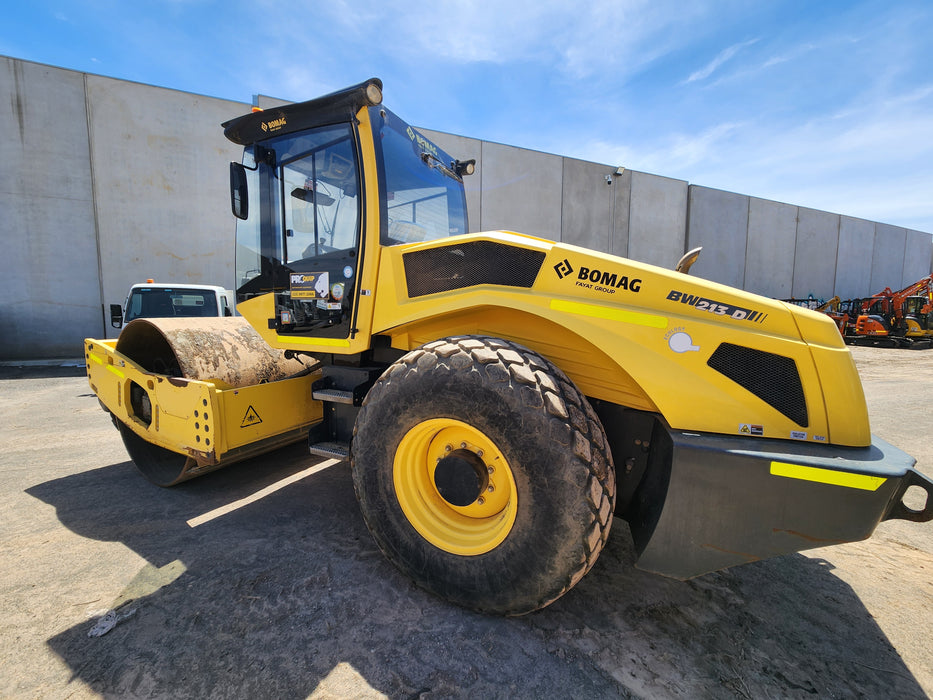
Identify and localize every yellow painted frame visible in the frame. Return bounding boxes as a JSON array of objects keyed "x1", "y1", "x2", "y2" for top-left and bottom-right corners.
[{"x1": 85, "y1": 338, "x2": 322, "y2": 467}]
